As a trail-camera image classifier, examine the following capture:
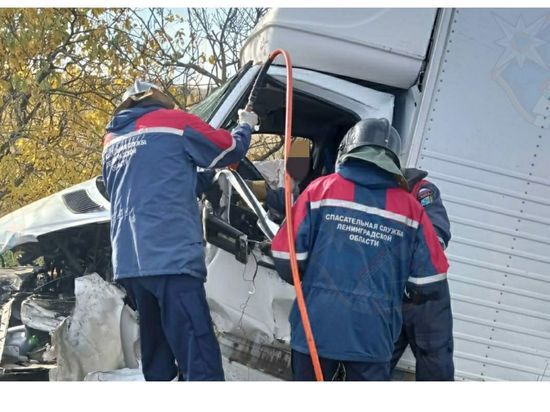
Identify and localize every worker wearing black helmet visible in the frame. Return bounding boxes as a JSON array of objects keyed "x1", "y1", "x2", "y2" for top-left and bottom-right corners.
[{"x1": 271, "y1": 118, "x2": 450, "y2": 380}]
